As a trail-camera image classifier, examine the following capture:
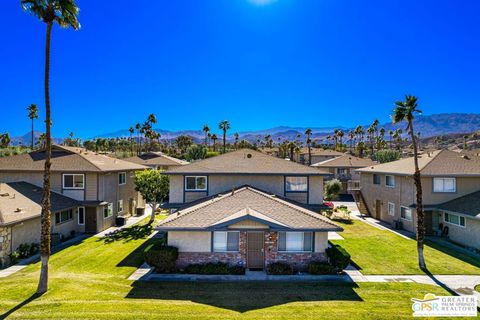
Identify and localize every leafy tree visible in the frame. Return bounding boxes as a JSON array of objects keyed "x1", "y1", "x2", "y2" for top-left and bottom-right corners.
[
  {"x1": 392, "y1": 94, "x2": 426, "y2": 271},
  {"x1": 175, "y1": 135, "x2": 193, "y2": 154},
  {"x1": 22, "y1": 0, "x2": 80, "y2": 294},
  {"x1": 186, "y1": 144, "x2": 207, "y2": 161},
  {"x1": 27, "y1": 103, "x2": 39, "y2": 149},
  {"x1": 134, "y1": 170, "x2": 169, "y2": 225},
  {"x1": 373, "y1": 149, "x2": 400, "y2": 163},
  {"x1": 218, "y1": 120, "x2": 230, "y2": 153},
  {"x1": 0, "y1": 133, "x2": 11, "y2": 148},
  {"x1": 324, "y1": 179, "x2": 342, "y2": 200}
]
